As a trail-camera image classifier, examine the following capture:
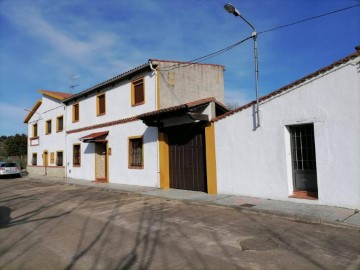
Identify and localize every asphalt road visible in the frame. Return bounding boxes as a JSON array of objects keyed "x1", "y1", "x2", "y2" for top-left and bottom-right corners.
[{"x1": 0, "y1": 179, "x2": 359, "y2": 270}]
